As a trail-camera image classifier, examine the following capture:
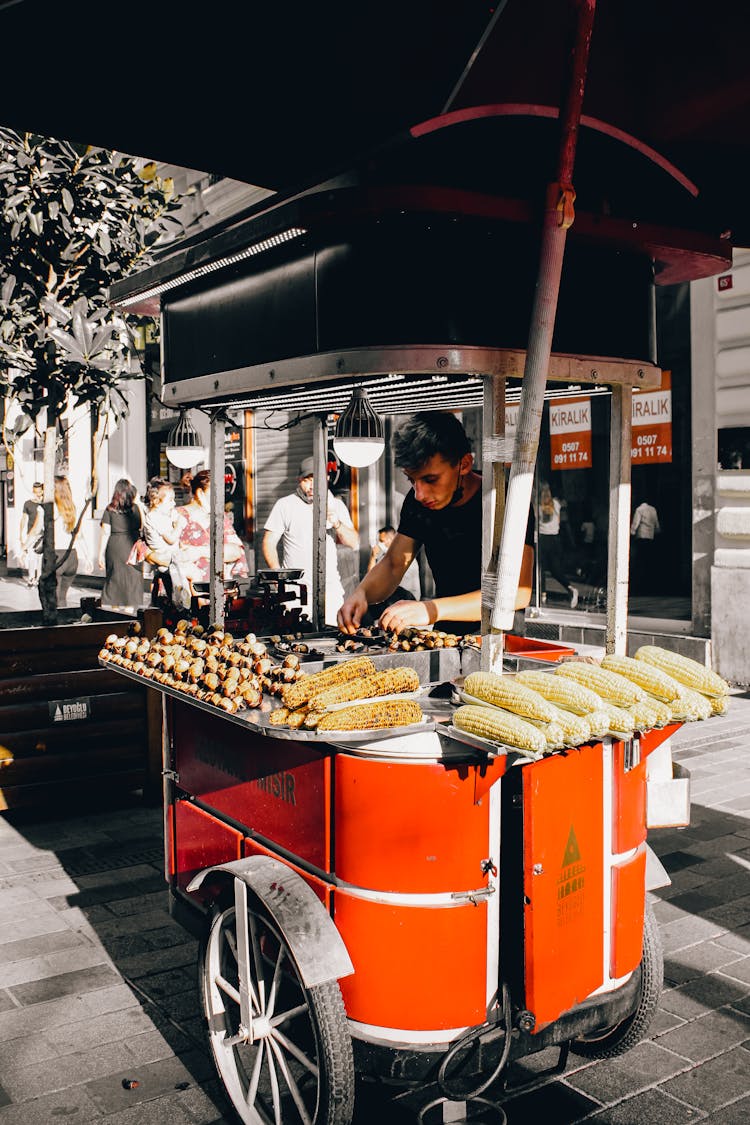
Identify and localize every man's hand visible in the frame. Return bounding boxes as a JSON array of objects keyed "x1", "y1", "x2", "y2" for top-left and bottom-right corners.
[
  {"x1": 337, "y1": 588, "x2": 369, "y2": 634},
  {"x1": 378, "y1": 599, "x2": 432, "y2": 633}
]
